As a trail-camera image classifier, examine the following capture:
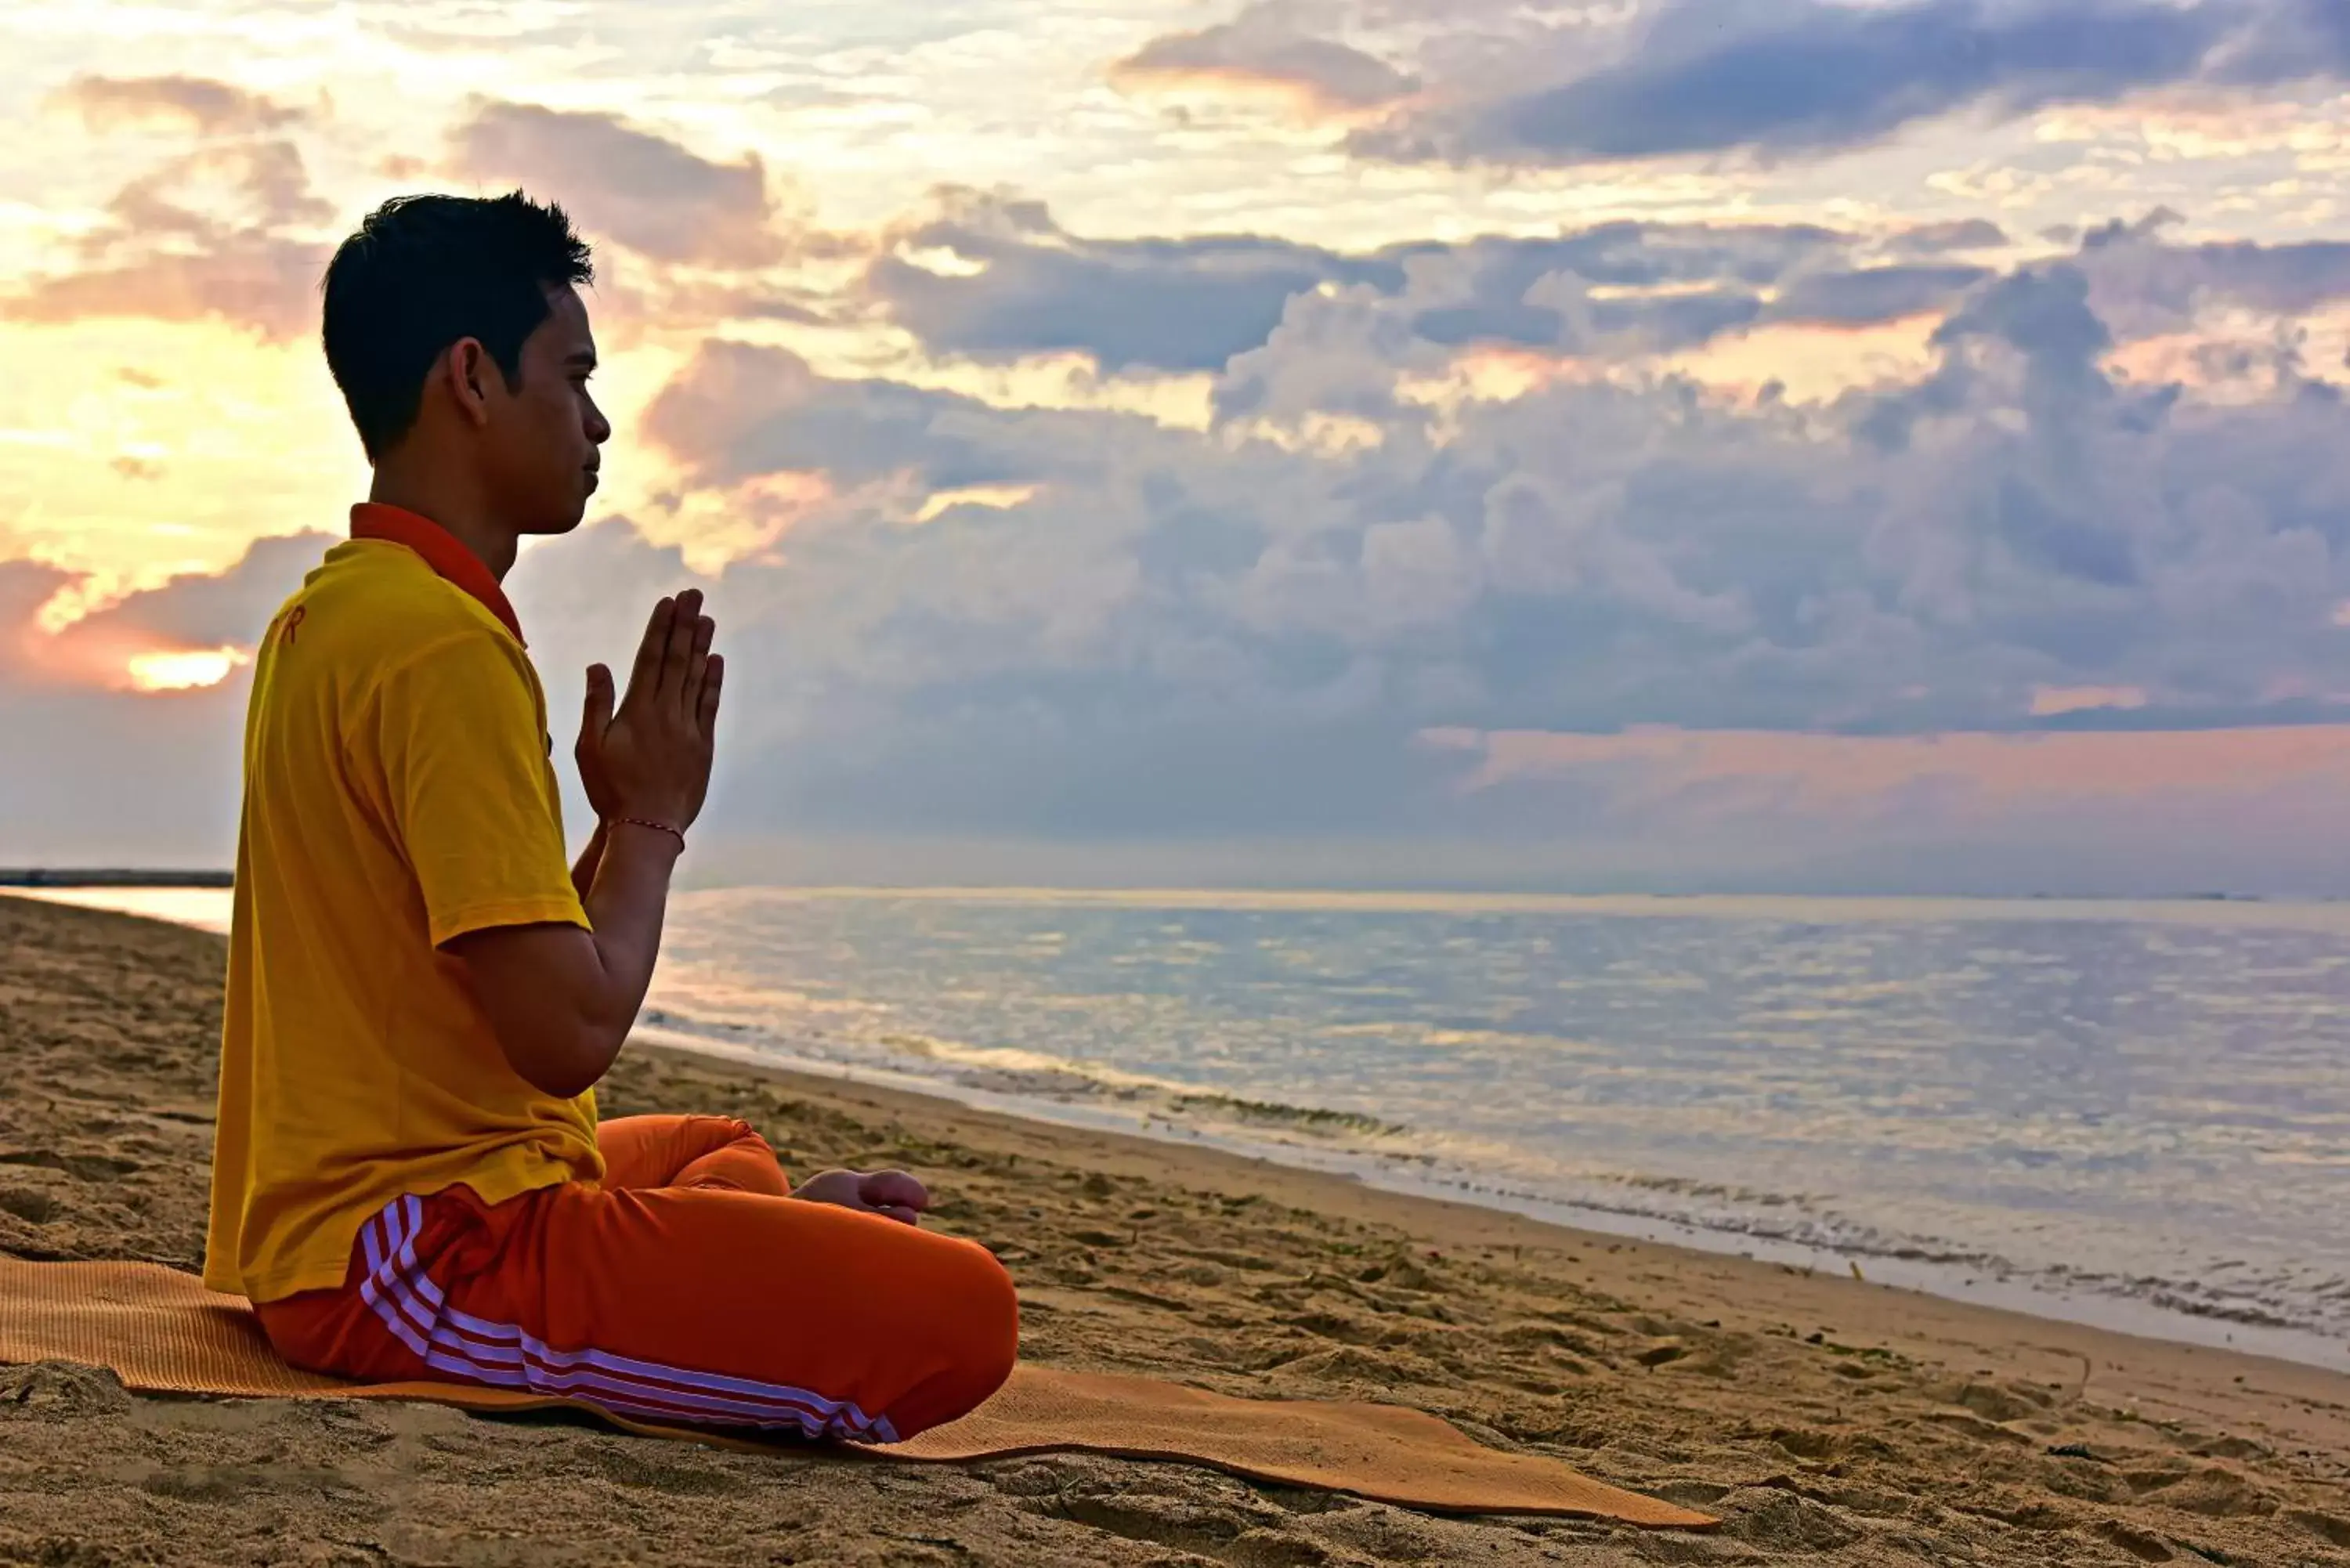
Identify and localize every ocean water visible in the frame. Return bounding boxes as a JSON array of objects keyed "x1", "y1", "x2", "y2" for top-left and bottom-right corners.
[{"x1": 22, "y1": 884, "x2": 2350, "y2": 1367}]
